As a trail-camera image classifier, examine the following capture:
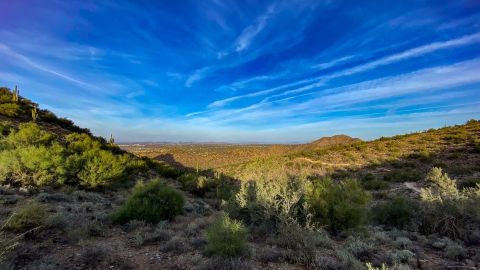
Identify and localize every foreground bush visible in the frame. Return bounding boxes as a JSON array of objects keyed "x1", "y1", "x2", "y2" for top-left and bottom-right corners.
[
  {"x1": 76, "y1": 150, "x2": 130, "y2": 188},
  {"x1": 112, "y1": 179, "x2": 184, "y2": 224},
  {"x1": 307, "y1": 178, "x2": 371, "y2": 233},
  {"x1": 373, "y1": 196, "x2": 416, "y2": 229},
  {"x1": 227, "y1": 178, "x2": 307, "y2": 233},
  {"x1": 178, "y1": 173, "x2": 214, "y2": 196},
  {"x1": 205, "y1": 214, "x2": 248, "y2": 257},
  {"x1": 0, "y1": 143, "x2": 68, "y2": 186},
  {"x1": 0, "y1": 103, "x2": 20, "y2": 117},
  {"x1": 0, "y1": 123, "x2": 135, "y2": 188},
  {"x1": 274, "y1": 222, "x2": 332, "y2": 265},
  {"x1": 0, "y1": 123, "x2": 67, "y2": 186},
  {"x1": 419, "y1": 167, "x2": 480, "y2": 240},
  {"x1": 5, "y1": 122, "x2": 54, "y2": 147}
]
